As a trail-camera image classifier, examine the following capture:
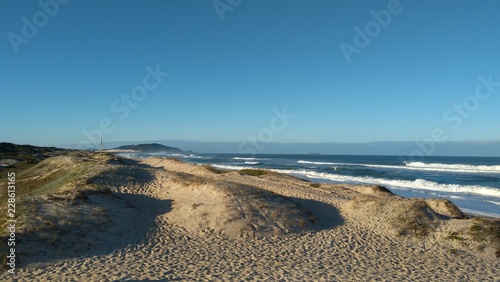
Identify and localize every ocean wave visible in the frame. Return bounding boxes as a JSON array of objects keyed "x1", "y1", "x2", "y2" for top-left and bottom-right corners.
[
  {"x1": 145, "y1": 151, "x2": 169, "y2": 156},
  {"x1": 487, "y1": 200, "x2": 500, "y2": 206},
  {"x1": 233, "y1": 157, "x2": 257, "y2": 160},
  {"x1": 271, "y1": 169, "x2": 500, "y2": 198},
  {"x1": 348, "y1": 162, "x2": 500, "y2": 174},
  {"x1": 298, "y1": 160, "x2": 500, "y2": 174},
  {"x1": 115, "y1": 152, "x2": 140, "y2": 158},
  {"x1": 298, "y1": 160, "x2": 340, "y2": 165},
  {"x1": 184, "y1": 154, "x2": 207, "y2": 159},
  {"x1": 212, "y1": 164, "x2": 253, "y2": 170},
  {"x1": 298, "y1": 161, "x2": 343, "y2": 171},
  {"x1": 245, "y1": 161, "x2": 260, "y2": 165},
  {"x1": 404, "y1": 162, "x2": 500, "y2": 174},
  {"x1": 459, "y1": 208, "x2": 500, "y2": 218}
]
